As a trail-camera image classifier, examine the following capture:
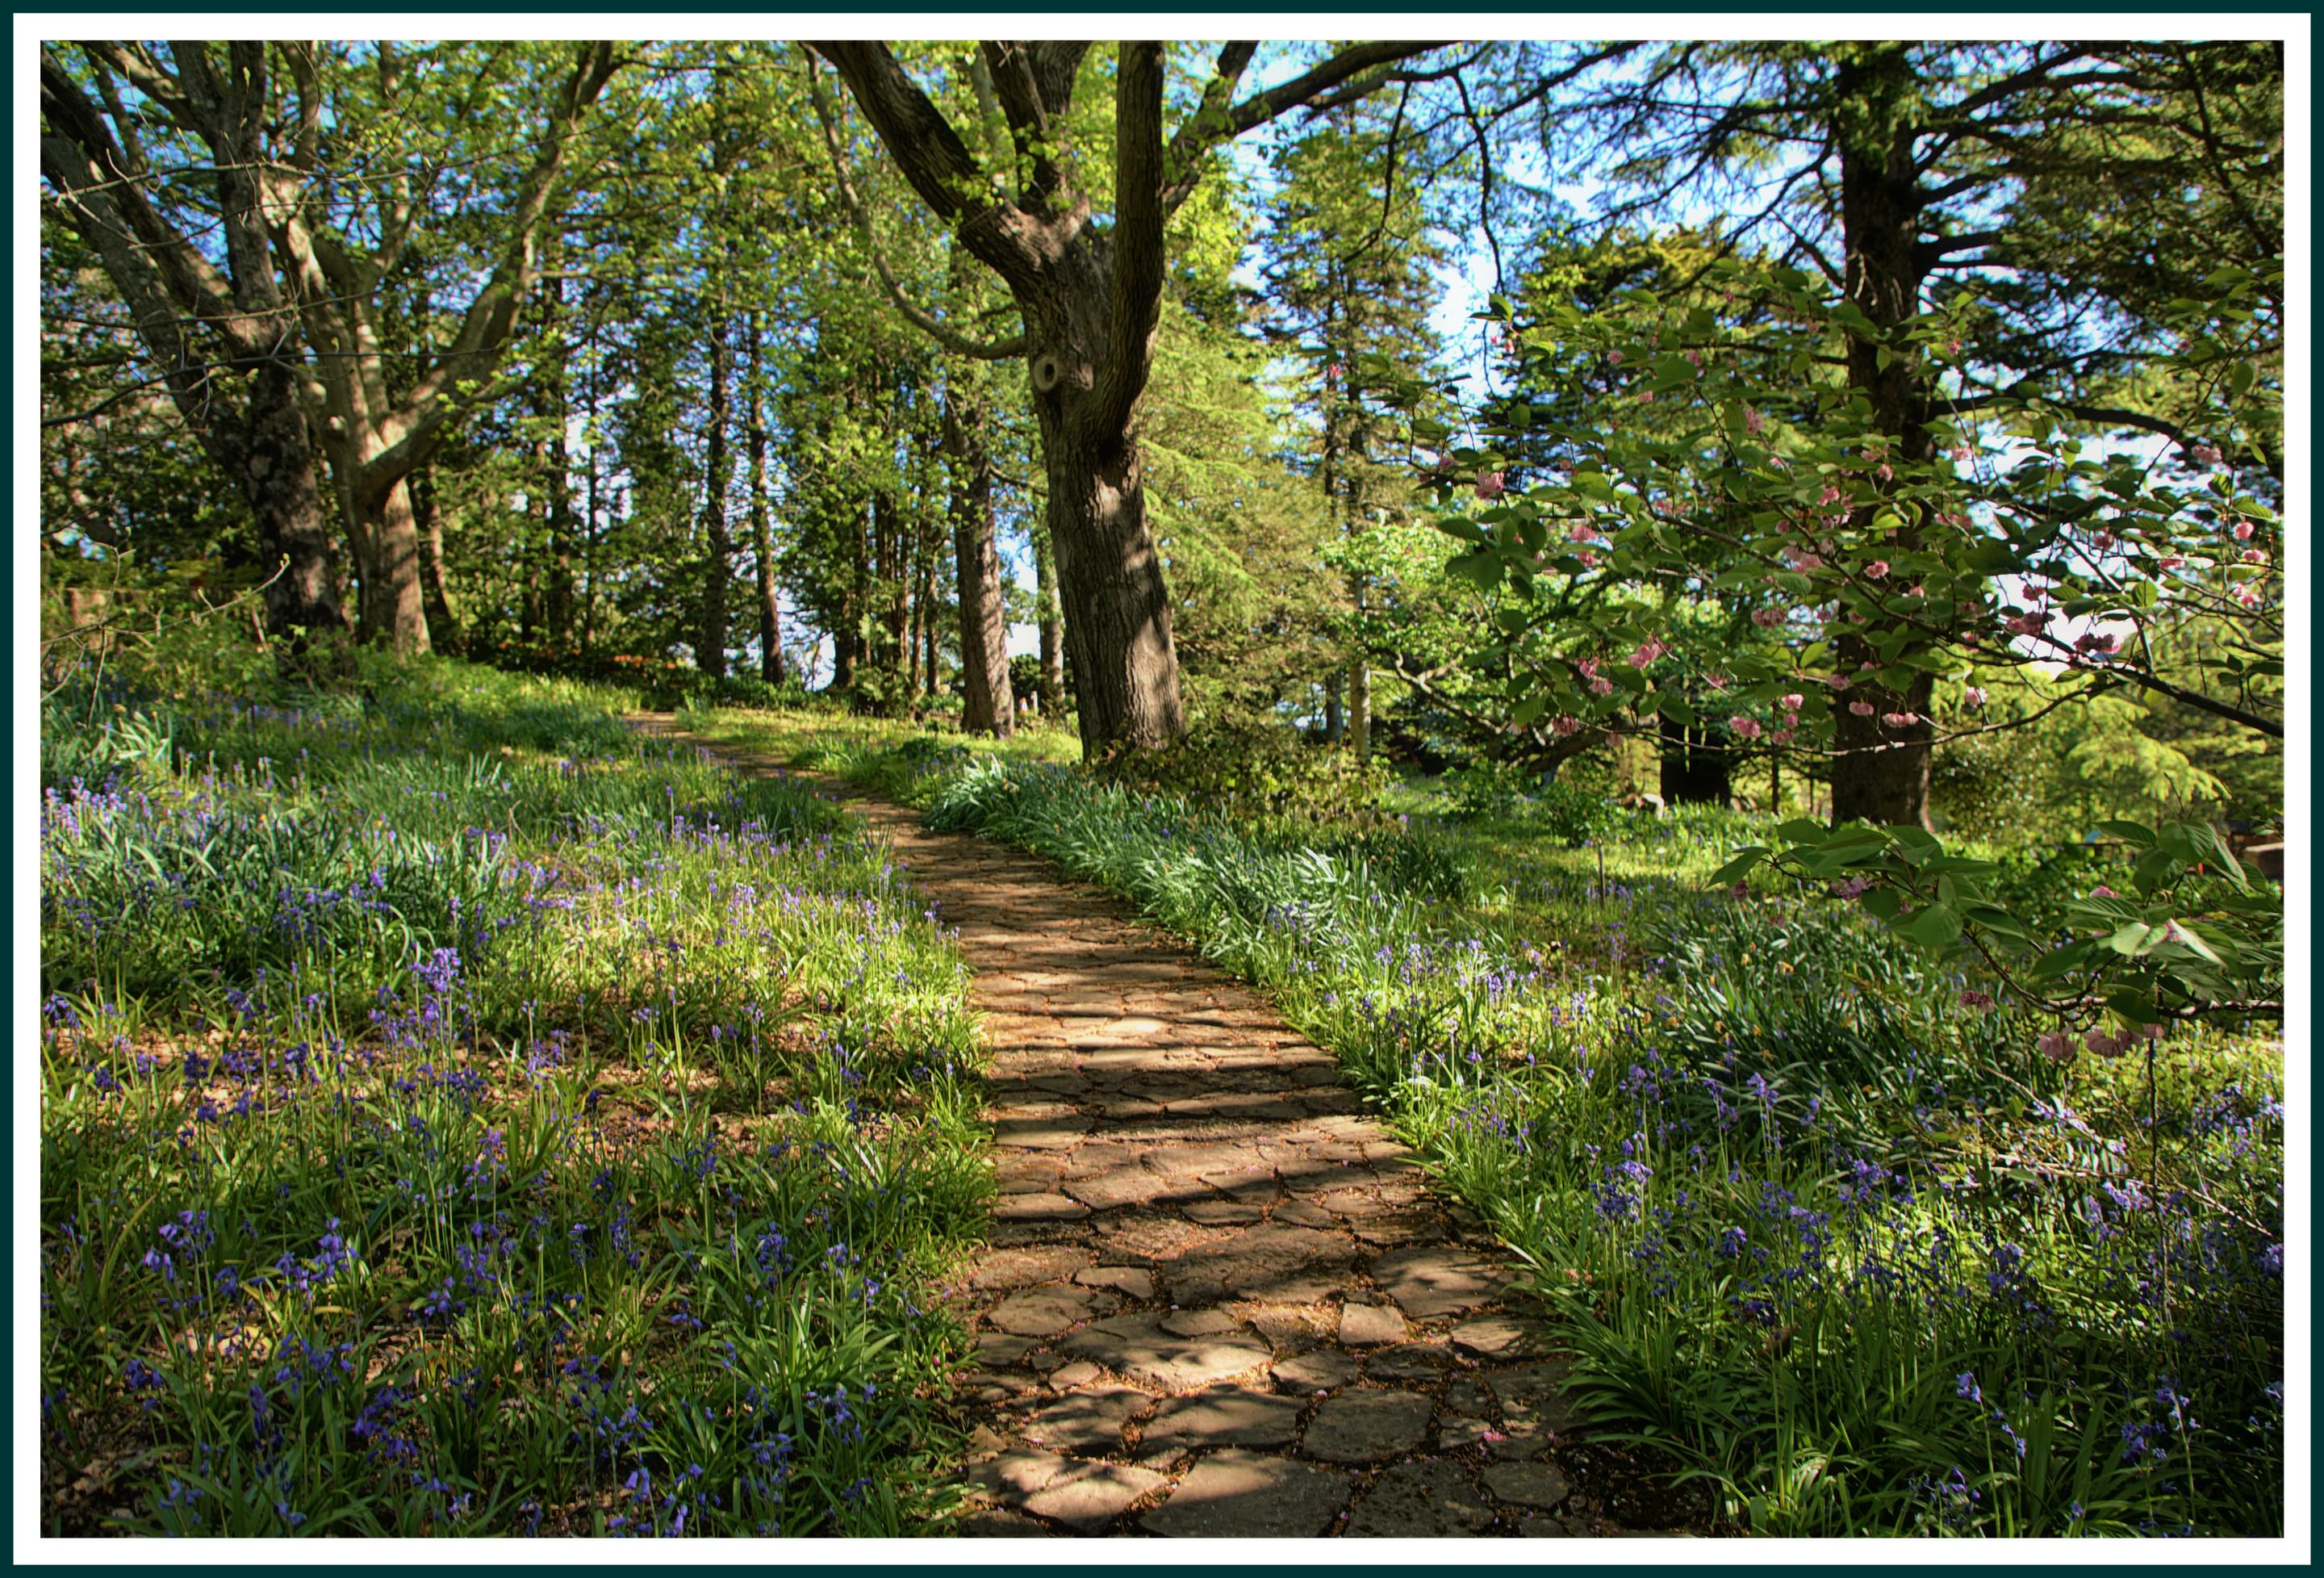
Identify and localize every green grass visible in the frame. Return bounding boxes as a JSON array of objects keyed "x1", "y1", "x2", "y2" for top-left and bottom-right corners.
[
  {"x1": 40, "y1": 661, "x2": 989, "y2": 1536},
  {"x1": 702, "y1": 710, "x2": 2285, "y2": 1538}
]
